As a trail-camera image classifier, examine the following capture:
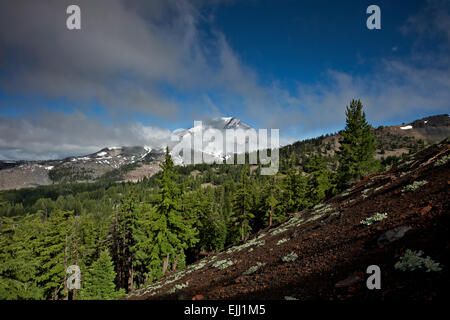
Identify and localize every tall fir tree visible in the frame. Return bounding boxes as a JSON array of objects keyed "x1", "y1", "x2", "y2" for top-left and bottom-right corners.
[
  {"x1": 36, "y1": 209, "x2": 74, "y2": 300},
  {"x1": 183, "y1": 188, "x2": 226, "y2": 253},
  {"x1": 263, "y1": 177, "x2": 284, "y2": 228},
  {"x1": 79, "y1": 250, "x2": 125, "y2": 300},
  {"x1": 306, "y1": 155, "x2": 334, "y2": 204},
  {"x1": 283, "y1": 168, "x2": 310, "y2": 213},
  {"x1": 0, "y1": 214, "x2": 44, "y2": 300},
  {"x1": 113, "y1": 190, "x2": 139, "y2": 292},
  {"x1": 232, "y1": 166, "x2": 254, "y2": 242},
  {"x1": 148, "y1": 147, "x2": 198, "y2": 279},
  {"x1": 337, "y1": 99, "x2": 377, "y2": 189}
]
